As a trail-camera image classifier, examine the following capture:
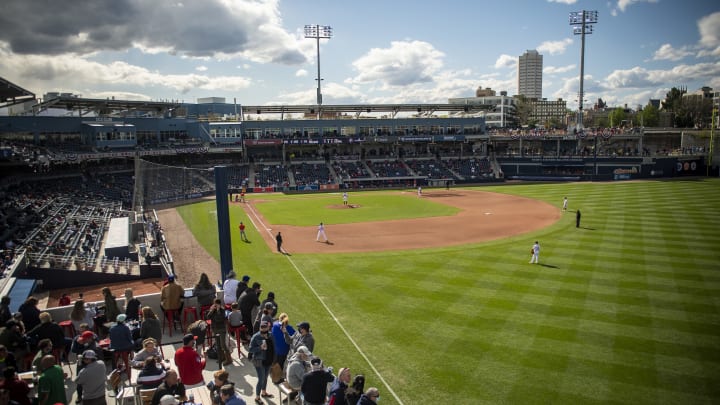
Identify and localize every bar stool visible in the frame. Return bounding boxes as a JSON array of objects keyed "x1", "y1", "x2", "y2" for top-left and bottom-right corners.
[
  {"x1": 162, "y1": 310, "x2": 178, "y2": 337},
  {"x1": 59, "y1": 320, "x2": 76, "y2": 338},
  {"x1": 227, "y1": 321, "x2": 246, "y2": 358},
  {"x1": 199, "y1": 305, "x2": 213, "y2": 320},
  {"x1": 204, "y1": 320, "x2": 213, "y2": 349},
  {"x1": 182, "y1": 306, "x2": 198, "y2": 325}
]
